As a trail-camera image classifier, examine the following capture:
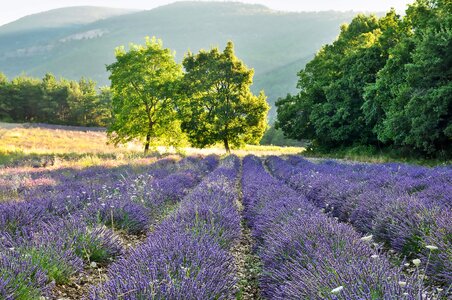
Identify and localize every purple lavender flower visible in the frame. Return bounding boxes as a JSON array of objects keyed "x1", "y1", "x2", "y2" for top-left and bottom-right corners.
[
  {"x1": 89, "y1": 155, "x2": 240, "y2": 299},
  {"x1": 242, "y1": 155, "x2": 419, "y2": 299},
  {"x1": 0, "y1": 249, "x2": 52, "y2": 300}
]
